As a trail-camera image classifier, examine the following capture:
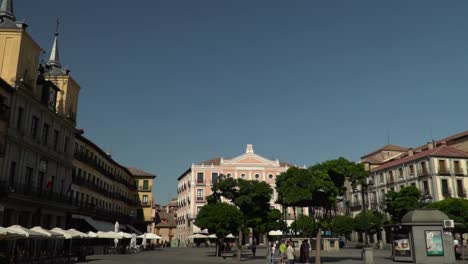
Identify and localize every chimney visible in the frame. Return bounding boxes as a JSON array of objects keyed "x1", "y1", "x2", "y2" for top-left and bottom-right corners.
[
  {"x1": 427, "y1": 142, "x2": 434, "y2": 150},
  {"x1": 408, "y1": 148, "x2": 414, "y2": 157},
  {"x1": 246, "y1": 144, "x2": 254, "y2": 154}
]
